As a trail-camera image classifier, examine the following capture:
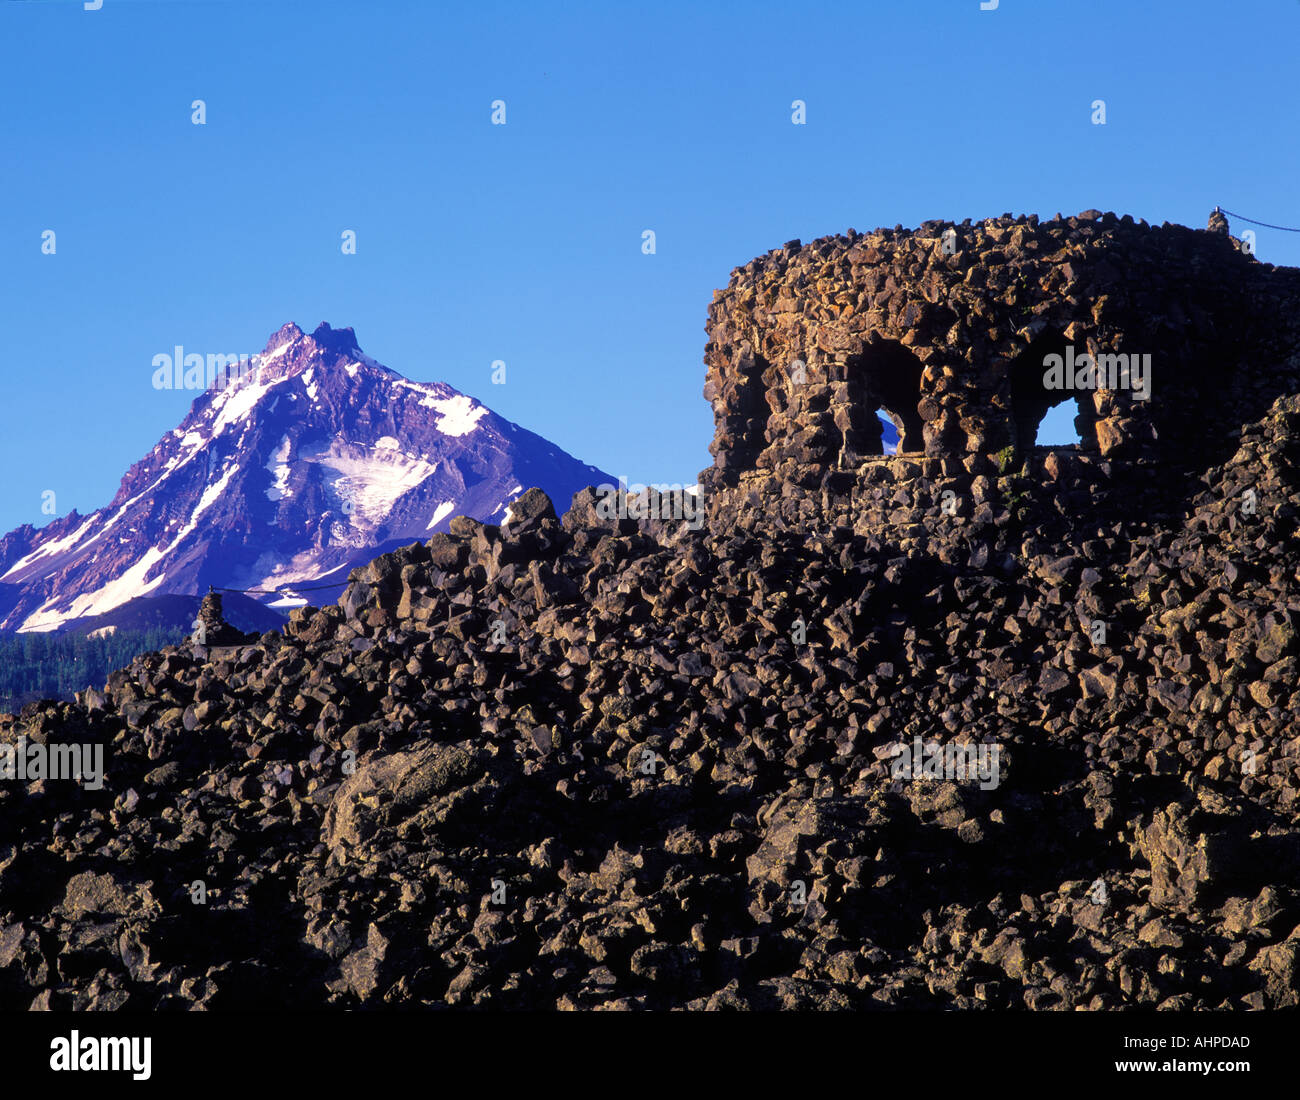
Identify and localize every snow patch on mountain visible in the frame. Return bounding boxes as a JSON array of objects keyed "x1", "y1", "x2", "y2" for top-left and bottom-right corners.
[
  {"x1": 427, "y1": 500, "x2": 456, "y2": 530},
  {"x1": 20, "y1": 547, "x2": 171, "y2": 633},
  {"x1": 254, "y1": 552, "x2": 331, "y2": 590},
  {"x1": 300, "y1": 439, "x2": 438, "y2": 526},
  {"x1": 424, "y1": 394, "x2": 487, "y2": 436},
  {"x1": 265, "y1": 436, "x2": 294, "y2": 502},
  {"x1": 392, "y1": 382, "x2": 486, "y2": 437},
  {"x1": 212, "y1": 372, "x2": 286, "y2": 436},
  {"x1": 262, "y1": 340, "x2": 294, "y2": 363},
  {"x1": 0, "y1": 514, "x2": 99, "y2": 581},
  {"x1": 196, "y1": 465, "x2": 239, "y2": 516},
  {"x1": 267, "y1": 594, "x2": 309, "y2": 610}
]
